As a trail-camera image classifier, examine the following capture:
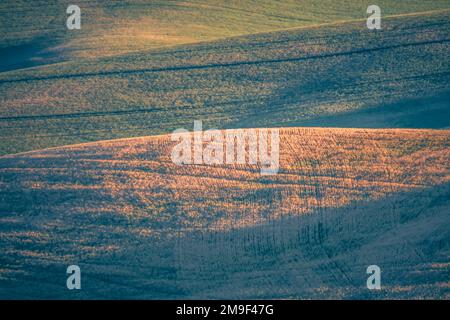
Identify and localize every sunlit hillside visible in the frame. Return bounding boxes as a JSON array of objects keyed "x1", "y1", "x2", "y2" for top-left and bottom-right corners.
[
  {"x1": 0, "y1": 10, "x2": 449, "y2": 155},
  {"x1": 1, "y1": 0, "x2": 450, "y2": 61},
  {"x1": 0, "y1": 127, "x2": 448, "y2": 298}
]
